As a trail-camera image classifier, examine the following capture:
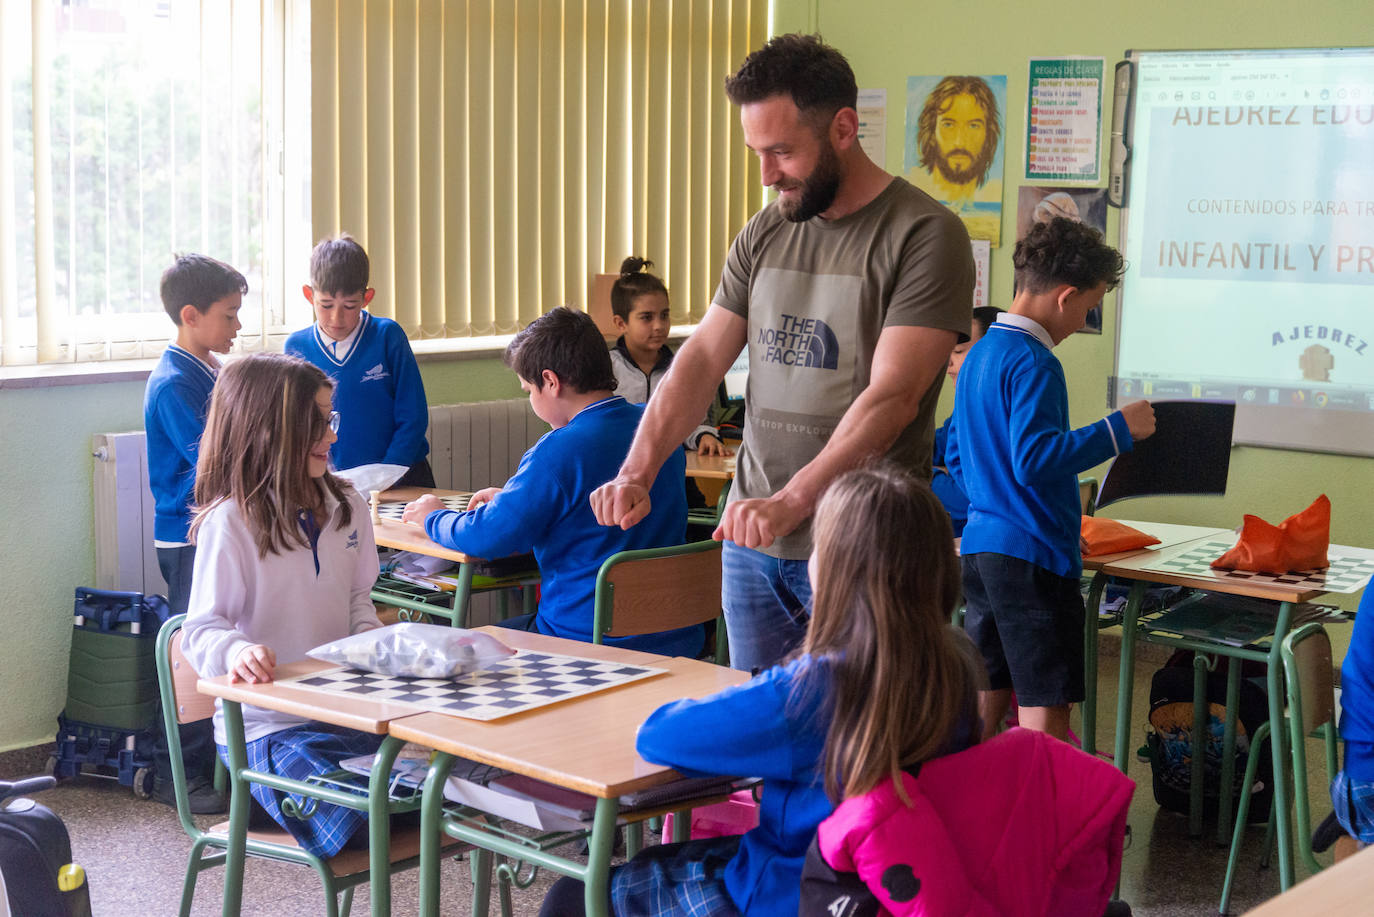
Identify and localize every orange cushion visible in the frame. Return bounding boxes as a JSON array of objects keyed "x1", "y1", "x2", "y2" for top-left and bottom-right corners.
[
  {"x1": 1081, "y1": 517, "x2": 1161, "y2": 557},
  {"x1": 1210, "y1": 495, "x2": 1331, "y2": 574}
]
